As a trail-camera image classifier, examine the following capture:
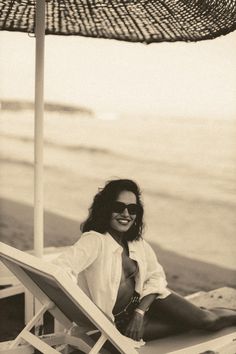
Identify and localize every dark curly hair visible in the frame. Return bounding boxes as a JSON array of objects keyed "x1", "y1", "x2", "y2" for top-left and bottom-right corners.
[{"x1": 81, "y1": 179, "x2": 144, "y2": 241}]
